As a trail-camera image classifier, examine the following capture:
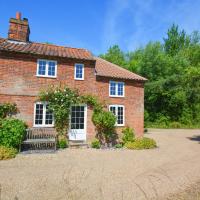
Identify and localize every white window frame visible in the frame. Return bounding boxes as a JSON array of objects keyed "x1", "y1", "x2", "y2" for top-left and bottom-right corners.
[
  {"x1": 33, "y1": 102, "x2": 54, "y2": 127},
  {"x1": 109, "y1": 105, "x2": 125, "y2": 126},
  {"x1": 36, "y1": 59, "x2": 57, "y2": 78},
  {"x1": 74, "y1": 63, "x2": 84, "y2": 80},
  {"x1": 109, "y1": 81, "x2": 125, "y2": 97}
]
